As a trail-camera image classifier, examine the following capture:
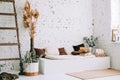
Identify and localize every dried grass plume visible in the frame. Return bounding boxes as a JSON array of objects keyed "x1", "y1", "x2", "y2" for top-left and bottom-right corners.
[{"x1": 23, "y1": 0, "x2": 39, "y2": 38}]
